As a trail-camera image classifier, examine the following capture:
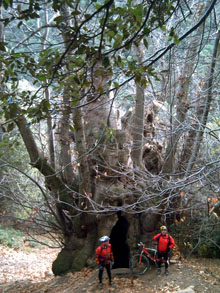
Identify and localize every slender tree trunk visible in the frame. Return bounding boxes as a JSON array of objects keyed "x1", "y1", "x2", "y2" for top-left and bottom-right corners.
[
  {"x1": 56, "y1": 4, "x2": 75, "y2": 185},
  {"x1": 0, "y1": 6, "x2": 4, "y2": 141},
  {"x1": 46, "y1": 93, "x2": 56, "y2": 169},
  {"x1": 185, "y1": 29, "x2": 220, "y2": 175},
  {"x1": 178, "y1": 94, "x2": 205, "y2": 171},
  {"x1": 163, "y1": 3, "x2": 206, "y2": 174},
  {"x1": 72, "y1": 105, "x2": 92, "y2": 197},
  {"x1": 0, "y1": 5, "x2": 4, "y2": 78},
  {"x1": 131, "y1": 45, "x2": 145, "y2": 168},
  {"x1": 40, "y1": 4, "x2": 56, "y2": 169}
]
